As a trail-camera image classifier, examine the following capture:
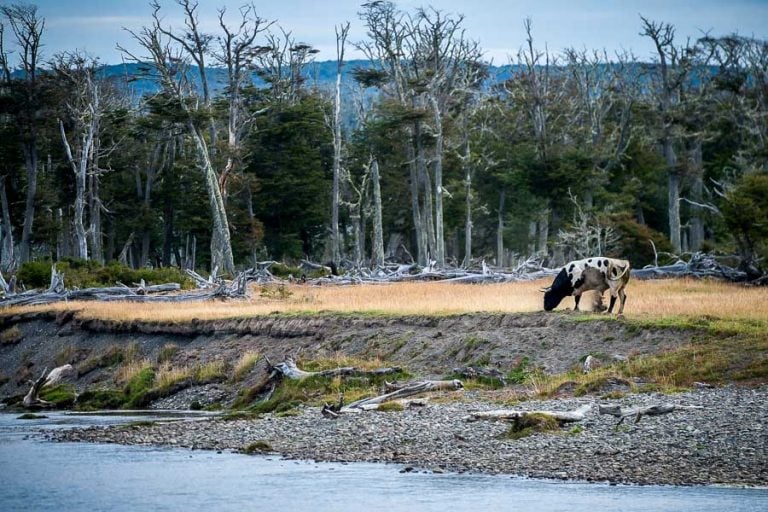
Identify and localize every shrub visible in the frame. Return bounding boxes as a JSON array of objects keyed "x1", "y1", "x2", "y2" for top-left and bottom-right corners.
[
  {"x1": 76, "y1": 389, "x2": 125, "y2": 410},
  {"x1": 500, "y1": 413, "x2": 561, "y2": 440},
  {"x1": 0, "y1": 326, "x2": 22, "y2": 345},
  {"x1": 16, "y1": 261, "x2": 52, "y2": 288},
  {"x1": 157, "y1": 344, "x2": 180, "y2": 364},
  {"x1": 610, "y1": 214, "x2": 674, "y2": 267},
  {"x1": 232, "y1": 351, "x2": 260, "y2": 381},
  {"x1": 376, "y1": 401, "x2": 404, "y2": 412},
  {"x1": 17, "y1": 260, "x2": 193, "y2": 291},
  {"x1": 194, "y1": 361, "x2": 227, "y2": 383},
  {"x1": 39, "y1": 384, "x2": 77, "y2": 408},
  {"x1": 242, "y1": 440, "x2": 272, "y2": 454},
  {"x1": 124, "y1": 365, "x2": 156, "y2": 408}
]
